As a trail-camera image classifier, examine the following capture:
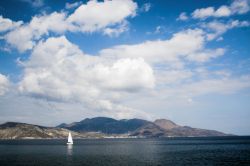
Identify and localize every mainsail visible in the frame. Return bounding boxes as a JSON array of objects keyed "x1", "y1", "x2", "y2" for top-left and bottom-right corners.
[{"x1": 67, "y1": 132, "x2": 73, "y2": 145}]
